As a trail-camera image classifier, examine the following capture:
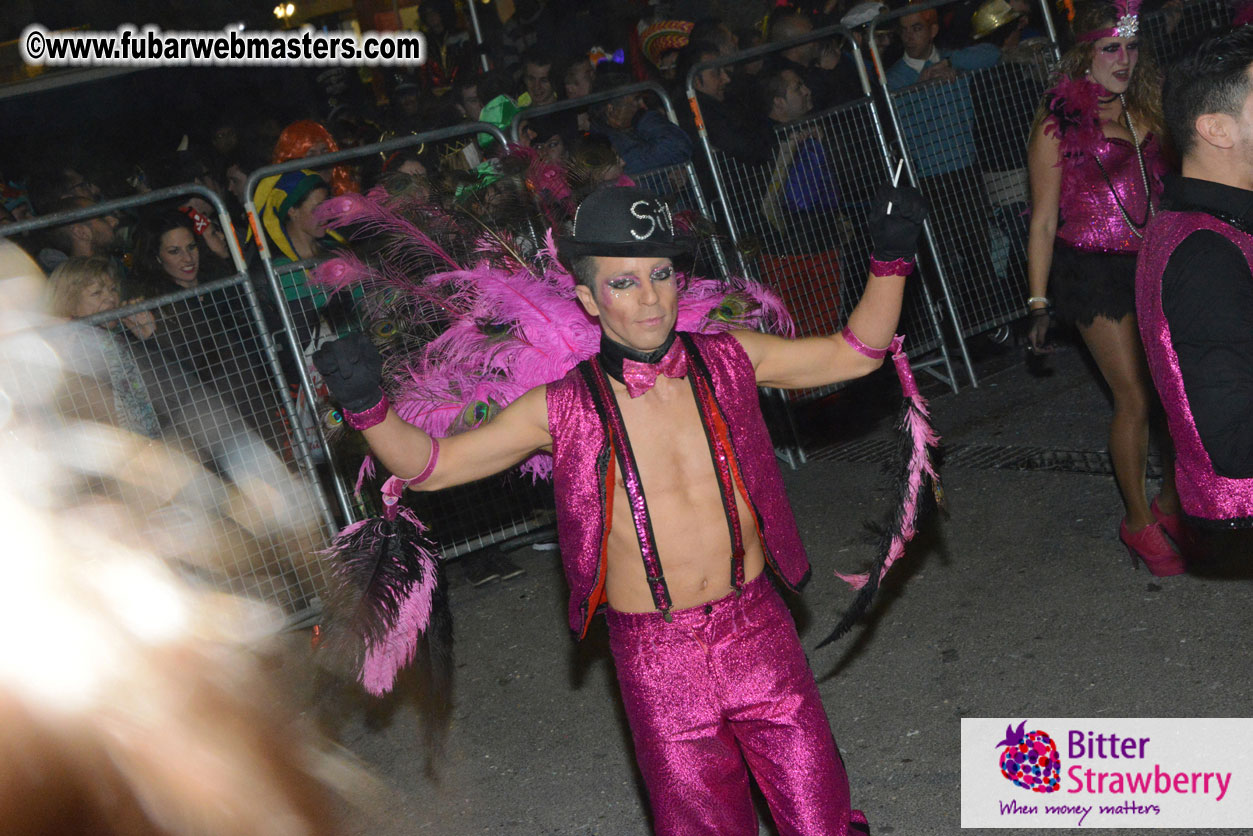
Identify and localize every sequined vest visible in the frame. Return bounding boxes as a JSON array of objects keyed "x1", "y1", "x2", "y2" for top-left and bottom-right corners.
[
  {"x1": 1056, "y1": 133, "x2": 1165, "y2": 254},
  {"x1": 546, "y1": 331, "x2": 811, "y2": 638},
  {"x1": 1136, "y1": 211, "x2": 1253, "y2": 525}
]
